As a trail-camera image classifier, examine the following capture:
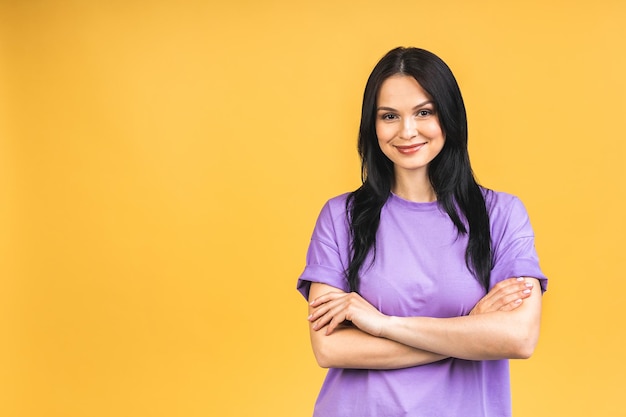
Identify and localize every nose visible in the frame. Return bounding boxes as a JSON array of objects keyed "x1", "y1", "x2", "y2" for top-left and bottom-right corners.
[{"x1": 400, "y1": 117, "x2": 418, "y2": 140}]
